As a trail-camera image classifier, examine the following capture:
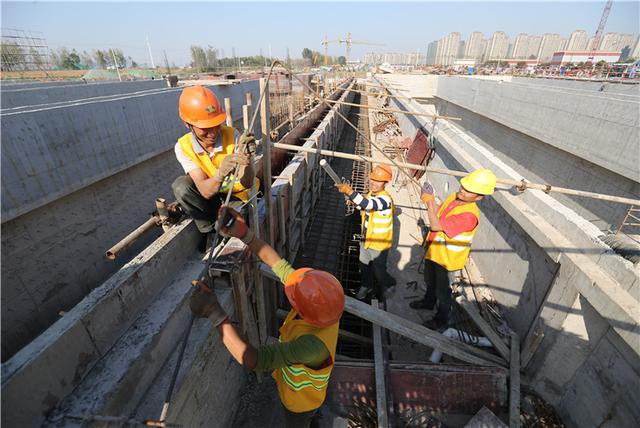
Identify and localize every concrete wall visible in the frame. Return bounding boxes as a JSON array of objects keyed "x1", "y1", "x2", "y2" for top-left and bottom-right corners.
[
  {"x1": 434, "y1": 75, "x2": 640, "y2": 181},
  {"x1": 1, "y1": 80, "x2": 262, "y2": 360},
  {"x1": 0, "y1": 79, "x2": 166, "y2": 110},
  {"x1": 379, "y1": 74, "x2": 639, "y2": 427},
  {"x1": 435, "y1": 99, "x2": 640, "y2": 231}
]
